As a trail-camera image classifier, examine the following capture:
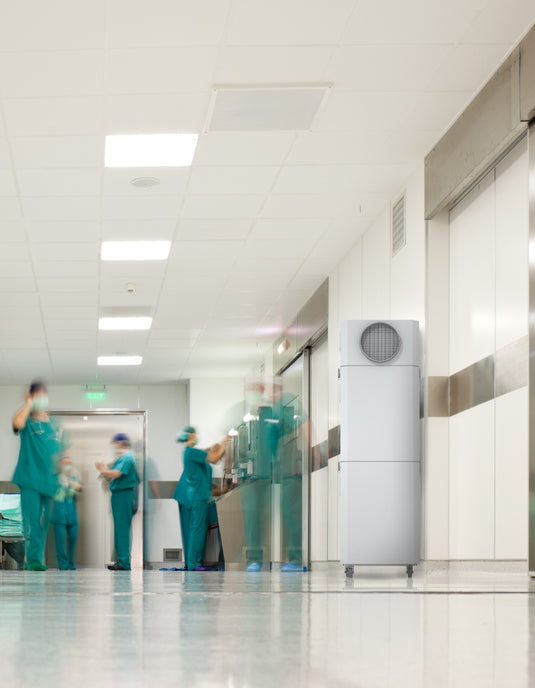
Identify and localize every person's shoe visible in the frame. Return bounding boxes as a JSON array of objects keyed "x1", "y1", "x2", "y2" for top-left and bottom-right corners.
[
  {"x1": 247, "y1": 562, "x2": 262, "y2": 572},
  {"x1": 58, "y1": 566, "x2": 69, "y2": 571},
  {"x1": 281, "y1": 563, "x2": 306, "y2": 572},
  {"x1": 107, "y1": 563, "x2": 127, "y2": 571},
  {"x1": 68, "y1": 565, "x2": 76, "y2": 570},
  {"x1": 28, "y1": 561, "x2": 47, "y2": 571},
  {"x1": 191, "y1": 565, "x2": 216, "y2": 571}
]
